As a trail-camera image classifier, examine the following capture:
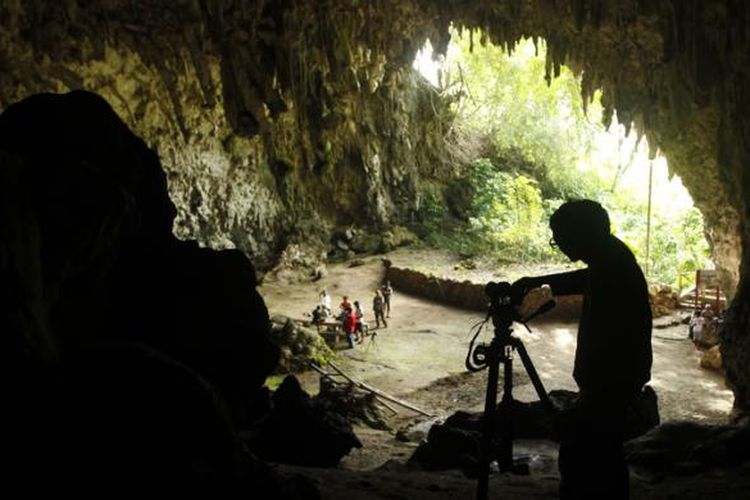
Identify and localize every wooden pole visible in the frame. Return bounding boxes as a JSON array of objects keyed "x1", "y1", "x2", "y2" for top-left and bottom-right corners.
[
  {"x1": 328, "y1": 361, "x2": 434, "y2": 417},
  {"x1": 695, "y1": 269, "x2": 700, "y2": 309},
  {"x1": 645, "y1": 159, "x2": 653, "y2": 279},
  {"x1": 309, "y1": 362, "x2": 336, "y2": 379},
  {"x1": 309, "y1": 362, "x2": 399, "y2": 415},
  {"x1": 373, "y1": 396, "x2": 400, "y2": 415}
]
